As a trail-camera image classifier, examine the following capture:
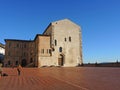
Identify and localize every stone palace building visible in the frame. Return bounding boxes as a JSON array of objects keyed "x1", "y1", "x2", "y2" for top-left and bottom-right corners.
[{"x1": 4, "y1": 19, "x2": 83, "y2": 67}]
